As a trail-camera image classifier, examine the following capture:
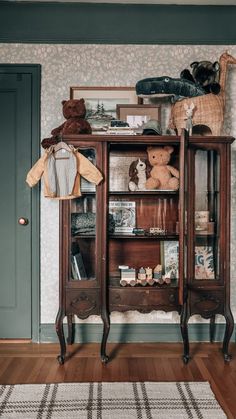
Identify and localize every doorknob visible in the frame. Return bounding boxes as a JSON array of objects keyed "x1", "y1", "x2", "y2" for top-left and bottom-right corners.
[{"x1": 18, "y1": 217, "x2": 29, "y2": 226}]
